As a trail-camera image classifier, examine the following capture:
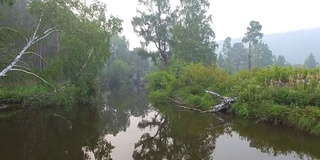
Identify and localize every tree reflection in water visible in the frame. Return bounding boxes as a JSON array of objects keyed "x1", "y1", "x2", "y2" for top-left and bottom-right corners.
[
  {"x1": 82, "y1": 137, "x2": 114, "y2": 160},
  {"x1": 231, "y1": 116, "x2": 320, "y2": 160},
  {"x1": 0, "y1": 89, "x2": 149, "y2": 160},
  {"x1": 1, "y1": 91, "x2": 320, "y2": 160},
  {"x1": 133, "y1": 107, "x2": 226, "y2": 160},
  {"x1": 133, "y1": 105, "x2": 320, "y2": 160}
]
